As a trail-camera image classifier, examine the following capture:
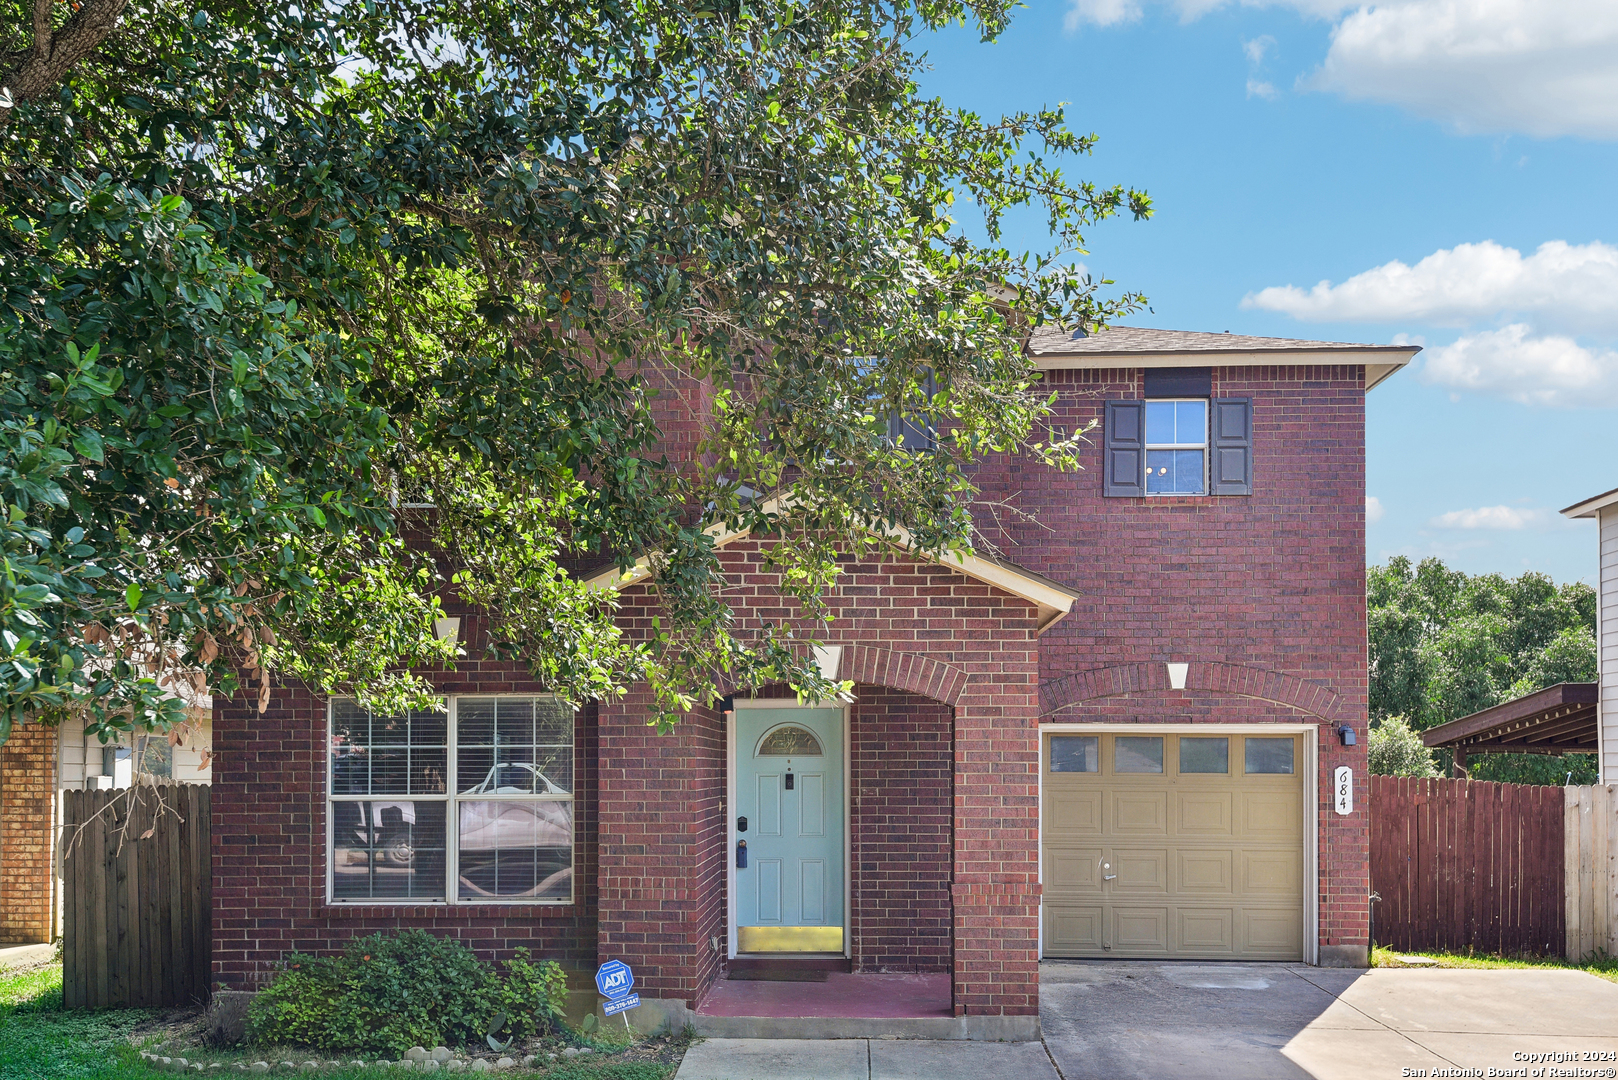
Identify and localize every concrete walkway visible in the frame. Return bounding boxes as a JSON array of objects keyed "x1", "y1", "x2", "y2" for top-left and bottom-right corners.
[
  {"x1": 677, "y1": 963, "x2": 1618, "y2": 1080},
  {"x1": 674, "y1": 1039, "x2": 1059, "y2": 1080},
  {"x1": 0, "y1": 942, "x2": 55, "y2": 970}
]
